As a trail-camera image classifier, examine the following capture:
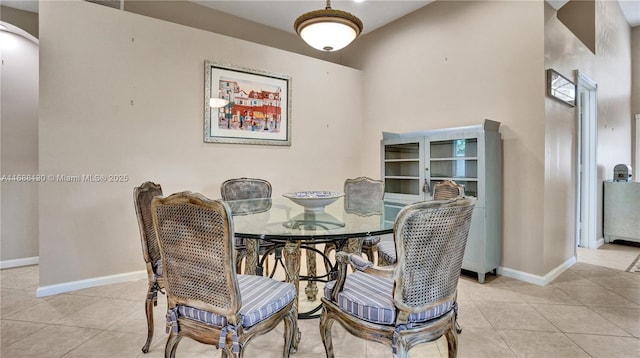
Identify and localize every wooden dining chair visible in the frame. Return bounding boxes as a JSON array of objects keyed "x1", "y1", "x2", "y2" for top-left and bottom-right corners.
[
  {"x1": 151, "y1": 191, "x2": 298, "y2": 357},
  {"x1": 323, "y1": 177, "x2": 385, "y2": 271},
  {"x1": 220, "y1": 177, "x2": 279, "y2": 275},
  {"x1": 432, "y1": 180, "x2": 466, "y2": 201},
  {"x1": 320, "y1": 197, "x2": 476, "y2": 358},
  {"x1": 377, "y1": 180, "x2": 465, "y2": 266},
  {"x1": 133, "y1": 181, "x2": 165, "y2": 353}
]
